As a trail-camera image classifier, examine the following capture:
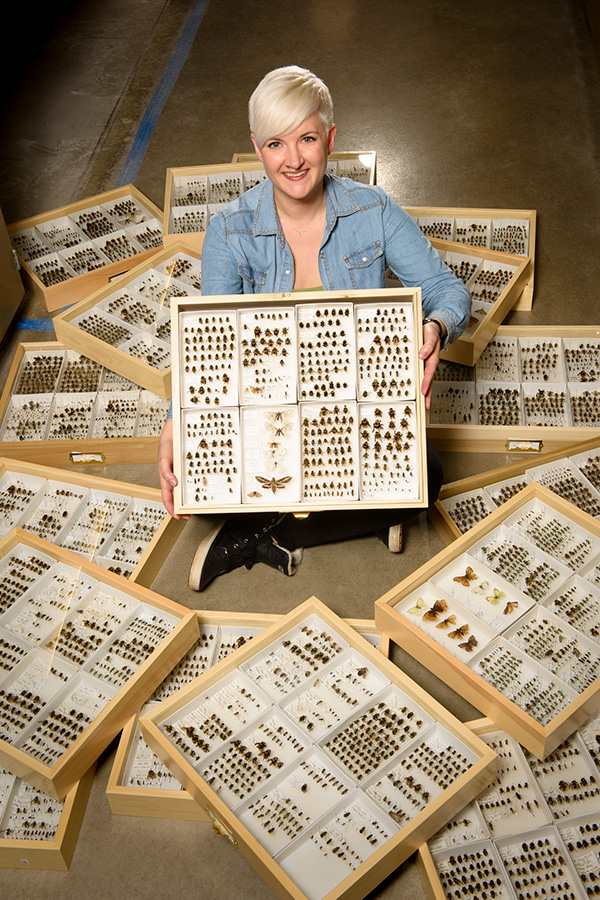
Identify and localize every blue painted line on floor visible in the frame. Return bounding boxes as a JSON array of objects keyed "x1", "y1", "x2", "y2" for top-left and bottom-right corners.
[
  {"x1": 114, "y1": 0, "x2": 211, "y2": 187},
  {"x1": 16, "y1": 318, "x2": 56, "y2": 331}
]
